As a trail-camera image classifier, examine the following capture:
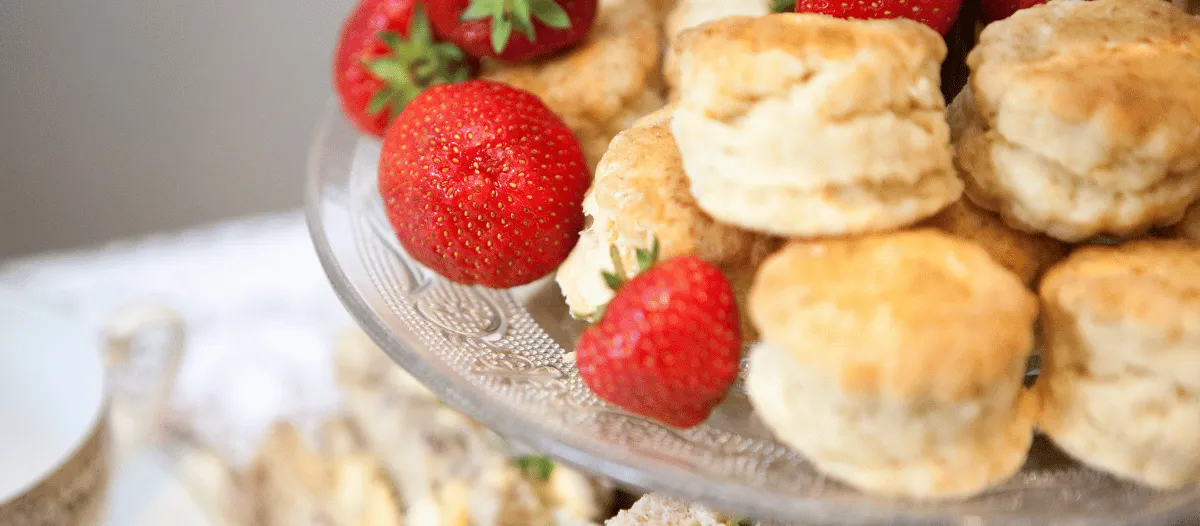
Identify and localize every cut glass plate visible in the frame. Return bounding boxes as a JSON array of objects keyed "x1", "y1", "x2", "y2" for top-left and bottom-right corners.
[{"x1": 305, "y1": 102, "x2": 1199, "y2": 524}]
